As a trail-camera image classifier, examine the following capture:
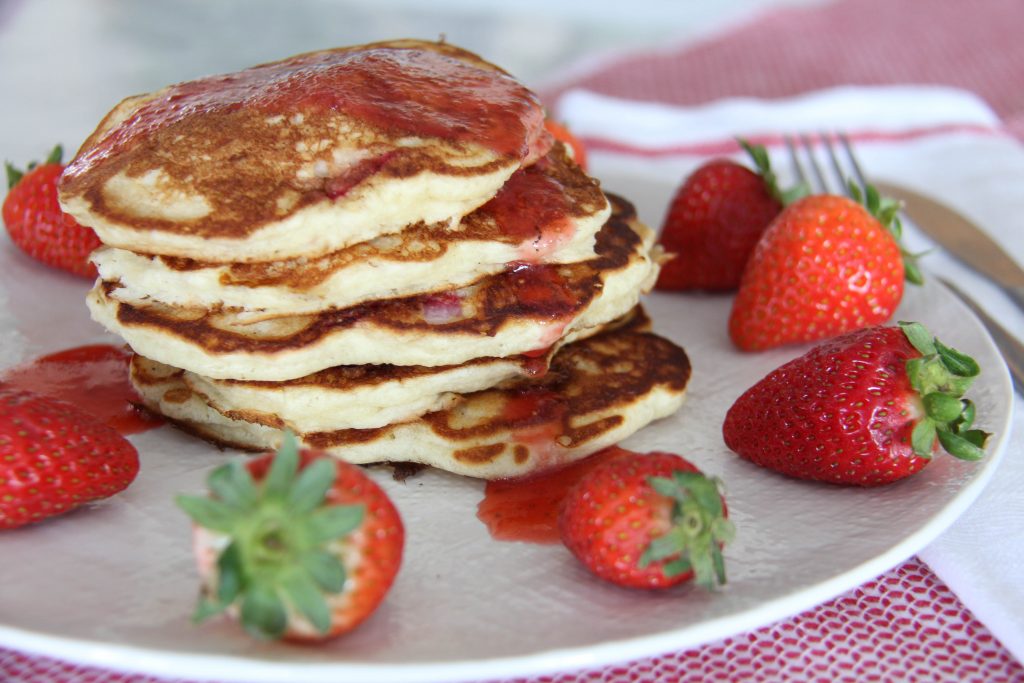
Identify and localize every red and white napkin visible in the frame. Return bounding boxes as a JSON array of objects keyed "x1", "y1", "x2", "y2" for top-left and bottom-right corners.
[
  {"x1": 553, "y1": 82, "x2": 1024, "y2": 664},
  {"x1": 538, "y1": 0, "x2": 1024, "y2": 141}
]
